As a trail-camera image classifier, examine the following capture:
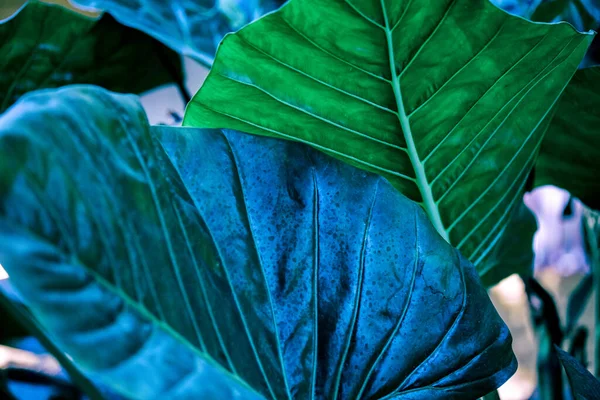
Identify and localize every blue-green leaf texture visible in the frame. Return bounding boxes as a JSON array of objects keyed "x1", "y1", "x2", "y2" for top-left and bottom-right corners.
[
  {"x1": 0, "y1": 85, "x2": 516, "y2": 399},
  {"x1": 71, "y1": 0, "x2": 286, "y2": 65}
]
